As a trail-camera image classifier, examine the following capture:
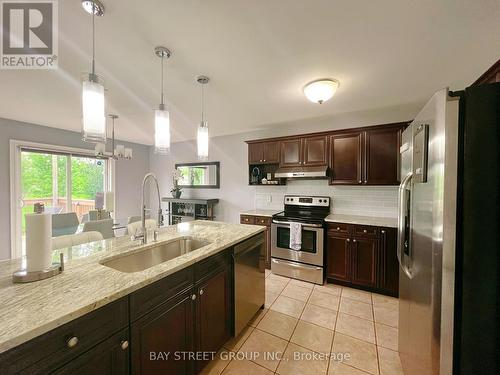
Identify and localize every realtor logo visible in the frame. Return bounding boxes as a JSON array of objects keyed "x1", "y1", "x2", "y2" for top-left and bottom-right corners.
[{"x1": 1, "y1": 0, "x2": 58, "y2": 69}]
